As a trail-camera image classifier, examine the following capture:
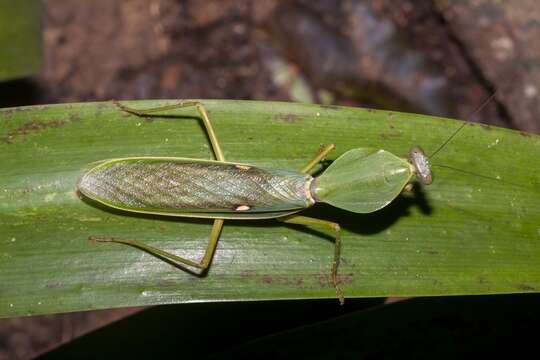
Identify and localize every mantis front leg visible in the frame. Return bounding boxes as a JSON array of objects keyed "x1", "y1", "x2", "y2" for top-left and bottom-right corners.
[
  {"x1": 113, "y1": 100, "x2": 225, "y2": 161},
  {"x1": 278, "y1": 214, "x2": 344, "y2": 305}
]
